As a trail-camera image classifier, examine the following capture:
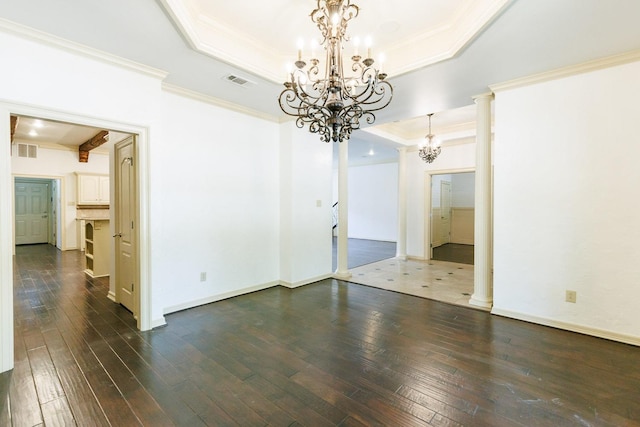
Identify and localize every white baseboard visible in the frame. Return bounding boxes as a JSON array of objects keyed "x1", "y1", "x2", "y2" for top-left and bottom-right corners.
[
  {"x1": 451, "y1": 239, "x2": 474, "y2": 245},
  {"x1": 162, "y1": 280, "x2": 280, "y2": 315},
  {"x1": 407, "y1": 255, "x2": 428, "y2": 261},
  {"x1": 151, "y1": 317, "x2": 167, "y2": 329},
  {"x1": 281, "y1": 273, "x2": 333, "y2": 288},
  {"x1": 107, "y1": 291, "x2": 116, "y2": 302},
  {"x1": 491, "y1": 307, "x2": 640, "y2": 347}
]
